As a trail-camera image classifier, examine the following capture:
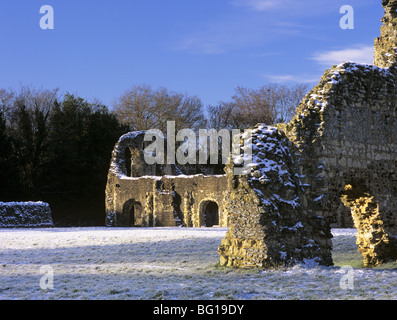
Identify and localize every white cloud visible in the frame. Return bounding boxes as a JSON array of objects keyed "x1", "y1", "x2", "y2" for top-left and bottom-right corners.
[
  {"x1": 264, "y1": 73, "x2": 319, "y2": 83},
  {"x1": 312, "y1": 45, "x2": 374, "y2": 66},
  {"x1": 229, "y1": 0, "x2": 339, "y2": 15},
  {"x1": 231, "y1": 0, "x2": 280, "y2": 11}
]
